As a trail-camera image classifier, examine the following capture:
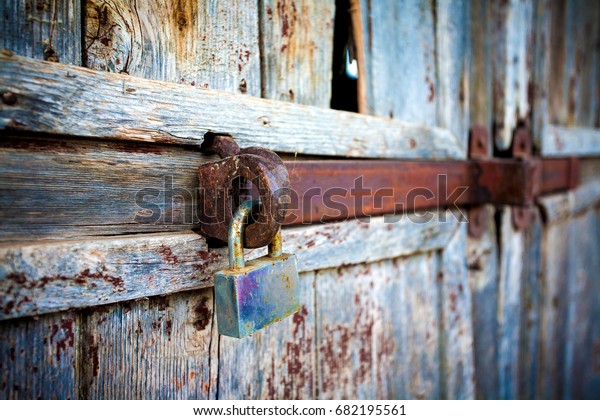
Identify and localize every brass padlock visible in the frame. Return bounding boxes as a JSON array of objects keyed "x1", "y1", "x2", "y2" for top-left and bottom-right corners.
[{"x1": 214, "y1": 199, "x2": 300, "y2": 338}]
